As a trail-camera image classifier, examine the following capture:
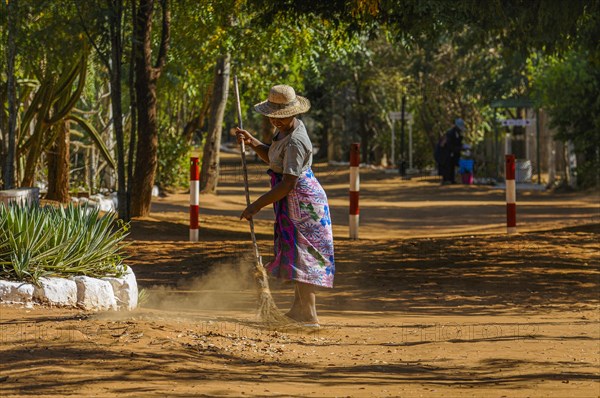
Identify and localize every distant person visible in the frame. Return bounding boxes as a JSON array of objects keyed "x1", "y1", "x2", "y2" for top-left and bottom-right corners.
[
  {"x1": 236, "y1": 84, "x2": 335, "y2": 328},
  {"x1": 434, "y1": 134, "x2": 447, "y2": 178},
  {"x1": 459, "y1": 144, "x2": 474, "y2": 185},
  {"x1": 438, "y1": 118, "x2": 466, "y2": 184}
]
